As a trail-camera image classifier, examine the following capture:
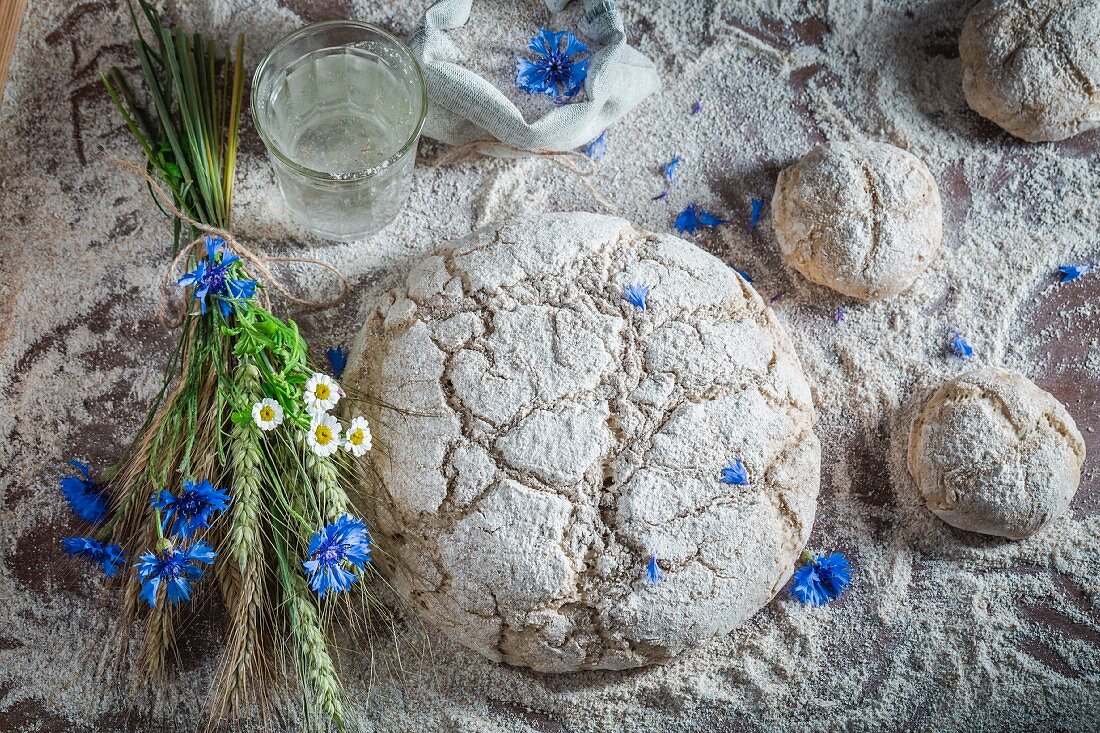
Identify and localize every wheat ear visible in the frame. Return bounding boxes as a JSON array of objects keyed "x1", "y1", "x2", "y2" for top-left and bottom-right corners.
[
  {"x1": 213, "y1": 358, "x2": 268, "y2": 718},
  {"x1": 285, "y1": 571, "x2": 346, "y2": 731},
  {"x1": 297, "y1": 430, "x2": 350, "y2": 520}
]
